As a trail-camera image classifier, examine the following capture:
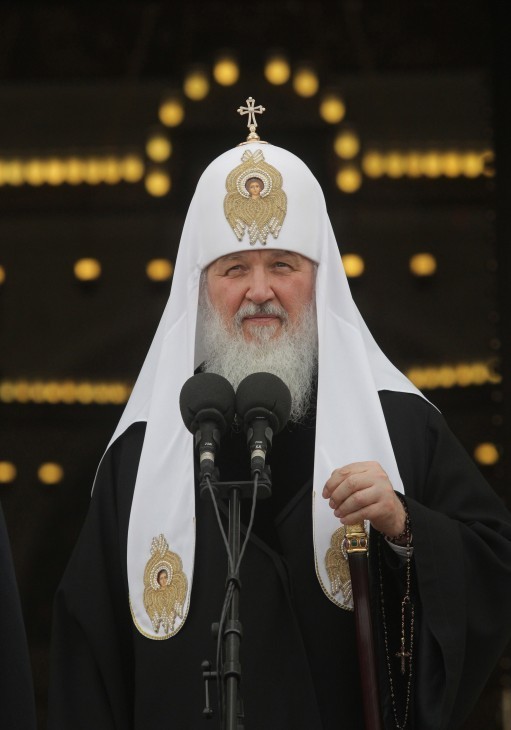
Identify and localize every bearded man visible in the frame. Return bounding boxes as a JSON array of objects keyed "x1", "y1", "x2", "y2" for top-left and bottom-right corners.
[{"x1": 49, "y1": 115, "x2": 511, "y2": 730}]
